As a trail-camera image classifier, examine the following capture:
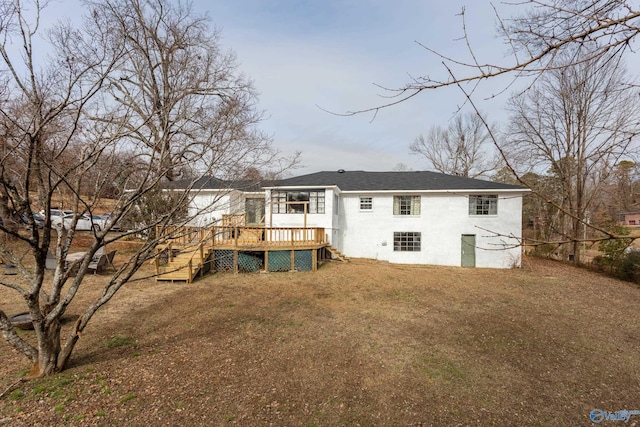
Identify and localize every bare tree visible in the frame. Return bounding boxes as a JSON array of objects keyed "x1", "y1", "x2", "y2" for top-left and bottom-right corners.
[
  {"x1": 0, "y1": 0, "x2": 289, "y2": 377},
  {"x1": 345, "y1": 1, "x2": 640, "y2": 115},
  {"x1": 505, "y1": 50, "x2": 640, "y2": 262},
  {"x1": 410, "y1": 112, "x2": 499, "y2": 178}
]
